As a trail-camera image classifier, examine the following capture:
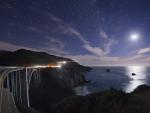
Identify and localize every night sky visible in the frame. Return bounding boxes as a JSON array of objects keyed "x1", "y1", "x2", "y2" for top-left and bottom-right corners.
[{"x1": 0, "y1": 0, "x2": 150, "y2": 66}]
